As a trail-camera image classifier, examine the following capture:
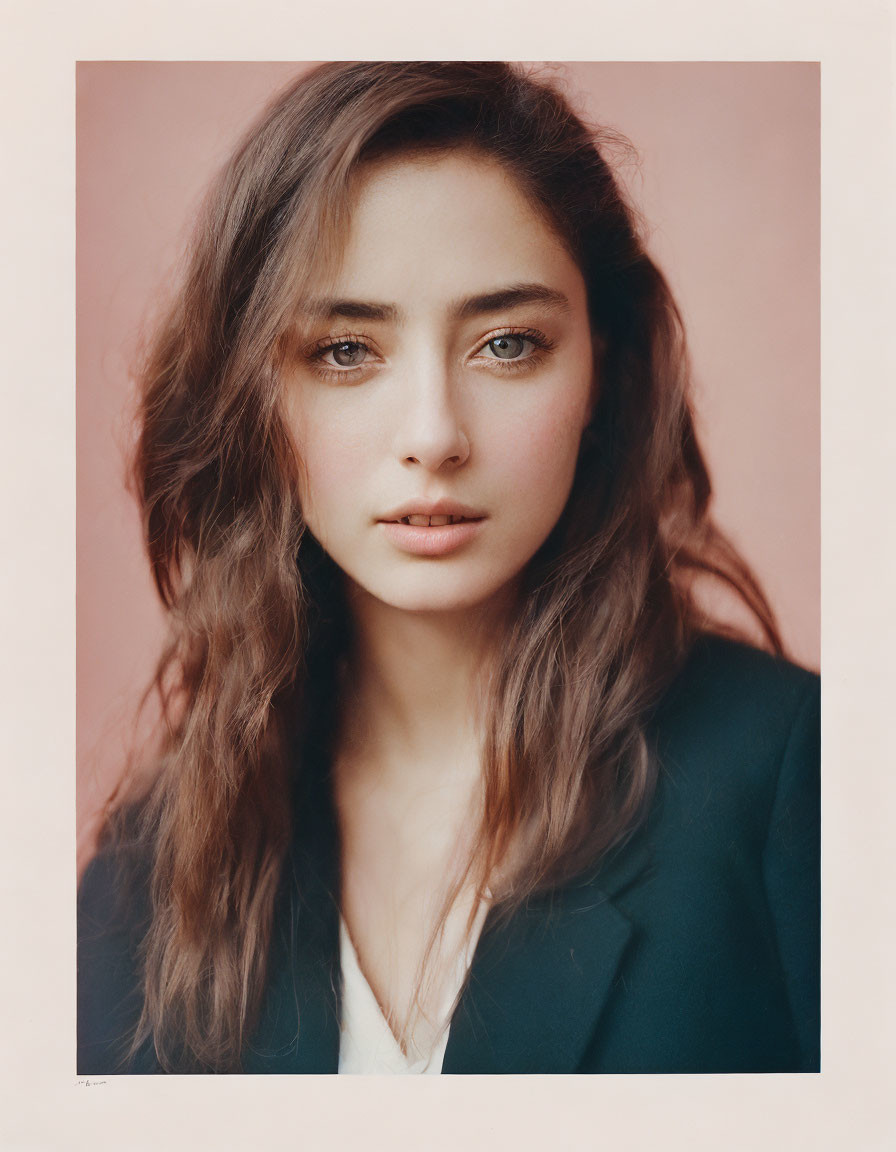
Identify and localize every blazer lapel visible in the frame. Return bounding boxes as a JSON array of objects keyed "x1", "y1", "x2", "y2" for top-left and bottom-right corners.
[
  {"x1": 243, "y1": 856, "x2": 342, "y2": 1074},
  {"x1": 244, "y1": 743, "x2": 343, "y2": 1075},
  {"x1": 442, "y1": 835, "x2": 651, "y2": 1074},
  {"x1": 249, "y1": 696, "x2": 654, "y2": 1076}
]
